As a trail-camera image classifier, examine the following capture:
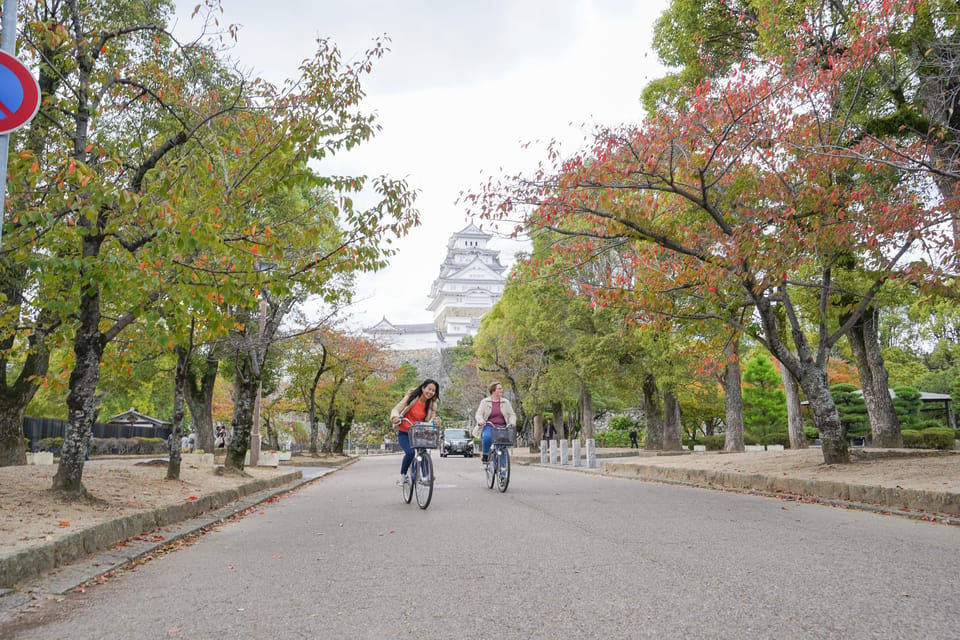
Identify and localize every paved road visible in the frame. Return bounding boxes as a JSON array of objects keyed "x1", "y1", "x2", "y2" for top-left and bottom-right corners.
[{"x1": 4, "y1": 455, "x2": 958, "y2": 639}]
